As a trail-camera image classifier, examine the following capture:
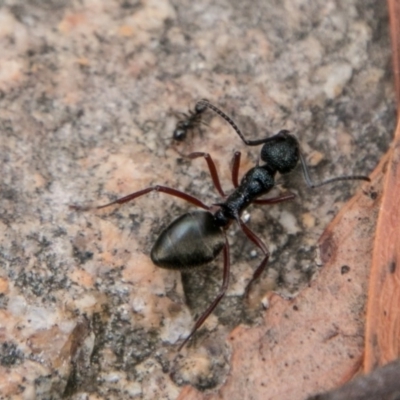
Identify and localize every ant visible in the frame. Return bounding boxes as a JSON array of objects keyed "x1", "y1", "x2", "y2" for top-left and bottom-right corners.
[
  {"x1": 172, "y1": 101, "x2": 208, "y2": 142},
  {"x1": 72, "y1": 100, "x2": 370, "y2": 351}
]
